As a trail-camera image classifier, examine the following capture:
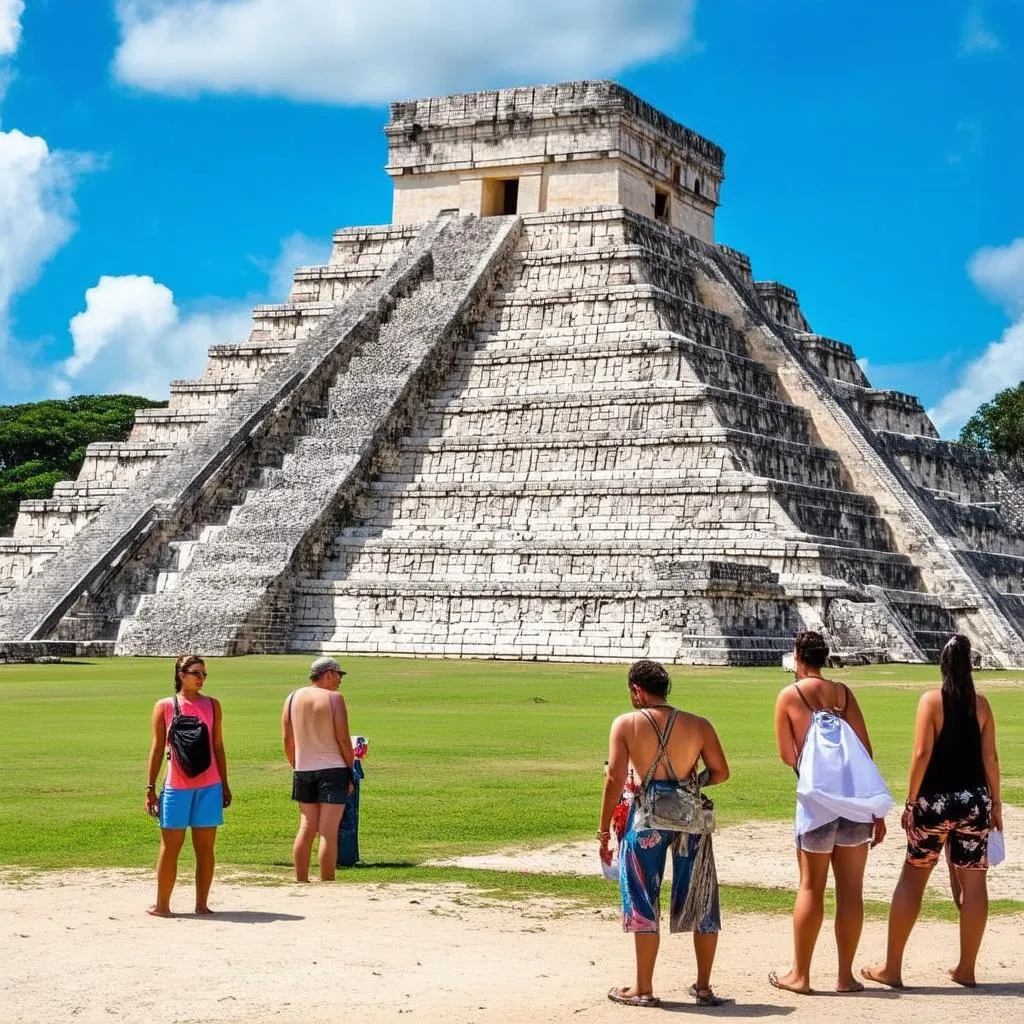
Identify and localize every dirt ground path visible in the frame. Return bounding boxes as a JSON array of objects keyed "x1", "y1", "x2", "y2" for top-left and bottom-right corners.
[
  {"x1": 2, "y1": 868, "x2": 1022, "y2": 1024},
  {"x1": 432, "y1": 806, "x2": 1024, "y2": 901}
]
